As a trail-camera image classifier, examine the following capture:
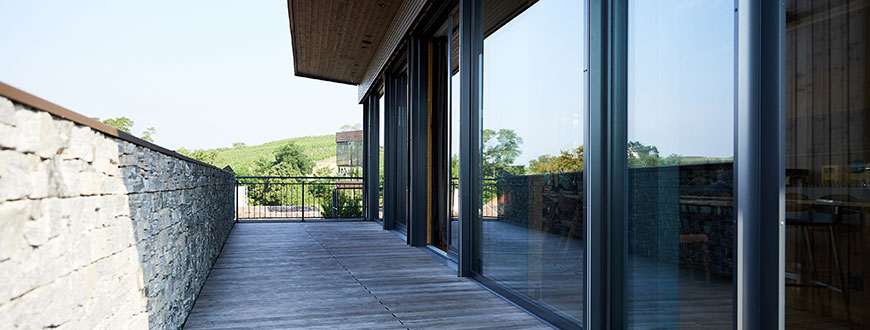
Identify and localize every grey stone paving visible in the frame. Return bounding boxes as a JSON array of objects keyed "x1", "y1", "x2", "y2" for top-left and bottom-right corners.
[{"x1": 183, "y1": 222, "x2": 549, "y2": 329}]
